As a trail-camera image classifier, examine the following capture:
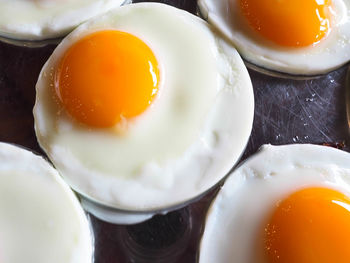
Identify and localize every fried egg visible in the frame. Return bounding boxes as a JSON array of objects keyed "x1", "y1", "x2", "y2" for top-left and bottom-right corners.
[
  {"x1": 198, "y1": 0, "x2": 350, "y2": 75},
  {"x1": 0, "y1": 142, "x2": 92, "y2": 263},
  {"x1": 0, "y1": 0, "x2": 126, "y2": 40},
  {"x1": 33, "y1": 3, "x2": 254, "y2": 212},
  {"x1": 200, "y1": 144, "x2": 350, "y2": 263}
]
